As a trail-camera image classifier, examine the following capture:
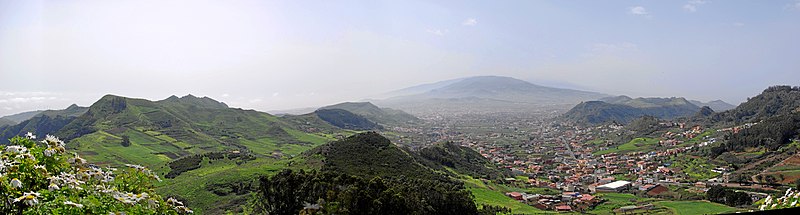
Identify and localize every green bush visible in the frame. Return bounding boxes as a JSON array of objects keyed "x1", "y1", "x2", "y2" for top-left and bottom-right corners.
[{"x1": 0, "y1": 133, "x2": 191, "y2": 214}]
